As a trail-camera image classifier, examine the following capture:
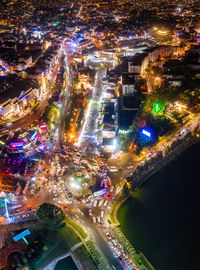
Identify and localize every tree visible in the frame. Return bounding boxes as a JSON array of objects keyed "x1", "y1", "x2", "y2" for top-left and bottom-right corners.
[
  {"x1": 122, "y1": 182, "x2": 130, "y2": 198},
  {"x1": 119, "y1": 133, "x2": 130, "y2": 151},
  {"x1": 129, "y1": 121, "x2": 139, "y2": 137},
  {"x1": 37, "y1": 203, "x2": 65, "y2": 230}
]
